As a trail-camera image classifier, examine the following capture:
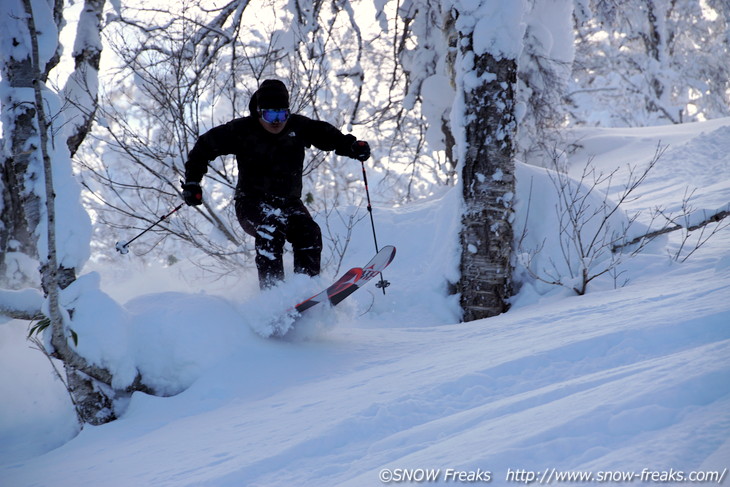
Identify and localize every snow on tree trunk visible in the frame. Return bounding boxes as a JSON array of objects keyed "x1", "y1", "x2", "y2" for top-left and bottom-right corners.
[{"x1": 452, "y1": 1, "x2": 526, "y2": 321}]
